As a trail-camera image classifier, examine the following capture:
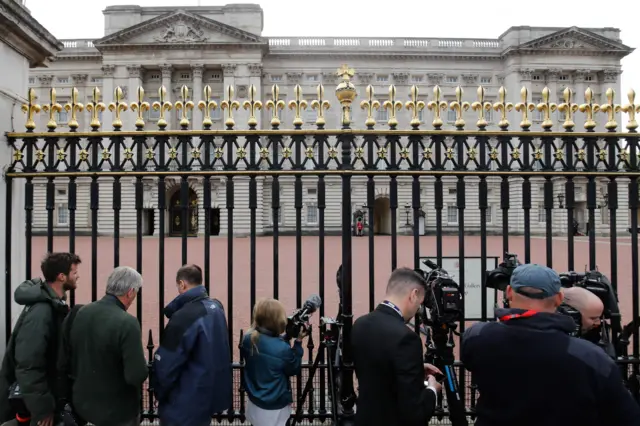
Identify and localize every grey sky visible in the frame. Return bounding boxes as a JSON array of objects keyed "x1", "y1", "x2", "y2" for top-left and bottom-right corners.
[{"x1": 25, "y1": 0, "x2": 639, "y2": 119}]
